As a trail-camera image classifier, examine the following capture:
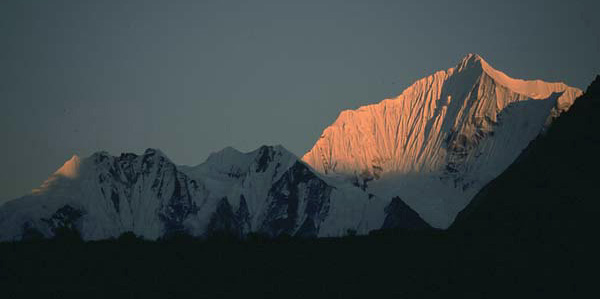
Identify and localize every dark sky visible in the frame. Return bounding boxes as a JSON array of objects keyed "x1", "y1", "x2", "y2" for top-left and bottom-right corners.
[{"x1": 1, "y1": 0, "x2": 599, "y2": 203}]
